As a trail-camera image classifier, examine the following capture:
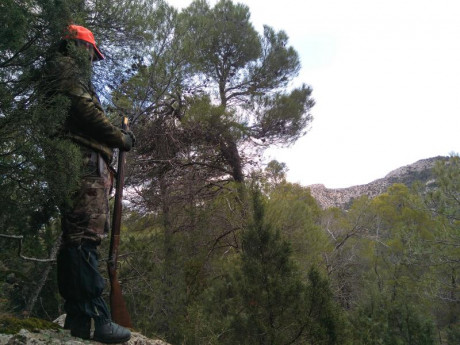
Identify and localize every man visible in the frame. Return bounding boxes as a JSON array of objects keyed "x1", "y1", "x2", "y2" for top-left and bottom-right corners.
[{"x1": 46, "y1": 24, "x2": 134, "y2": 343}]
